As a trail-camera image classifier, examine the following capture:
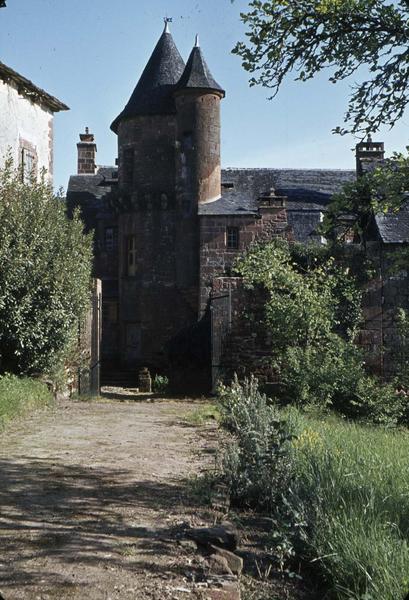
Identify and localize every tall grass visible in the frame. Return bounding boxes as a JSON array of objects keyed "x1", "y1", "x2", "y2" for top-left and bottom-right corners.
[
  {"x1": 218, "y1": 380, "x2": 409, "y2": 599},
  {"x1": 0, "y1": 374, "x2": 52, "y2": 430},
  {"x1": 293, "y1": 417, "x2": 409, "y2": 599}
]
